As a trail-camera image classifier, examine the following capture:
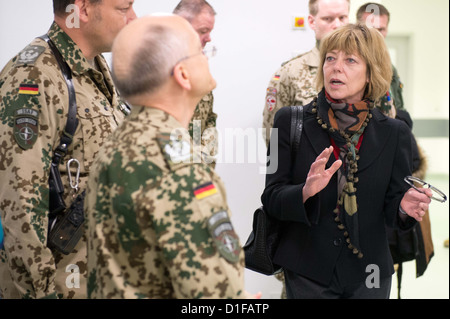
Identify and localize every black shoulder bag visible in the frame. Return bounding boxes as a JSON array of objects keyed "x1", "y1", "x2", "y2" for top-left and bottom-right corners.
[
  {"x1": 243, "y1": 105, "x2": 304, "y2": 275},
  {"x1": 39, "y1": 35, "x2": 85, "y2": 255}
]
